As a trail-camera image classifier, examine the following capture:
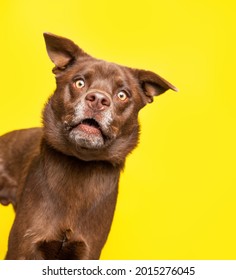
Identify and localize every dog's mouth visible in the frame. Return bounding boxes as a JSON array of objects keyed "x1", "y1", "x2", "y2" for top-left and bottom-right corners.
[
  {"x1": 79, "y1": 118, "x2": 103, "y2": 136},
  {"x1": 66, "y1": 117, "x2": 112, "y2": 149},
  {"x1": 72, "y1": 118, "x2": 102, "y2": 136}
]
